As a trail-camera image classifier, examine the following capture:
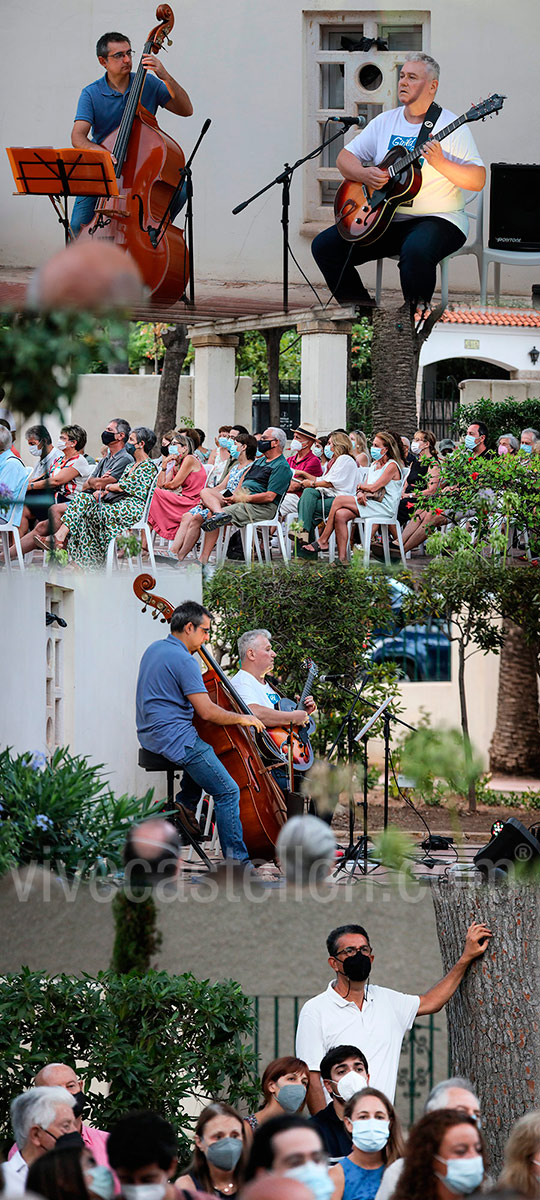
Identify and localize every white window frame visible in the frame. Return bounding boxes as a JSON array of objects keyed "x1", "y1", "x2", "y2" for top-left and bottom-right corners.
[{"x1": 302, "y1": 10, "x2": 431, "y2": 235}]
